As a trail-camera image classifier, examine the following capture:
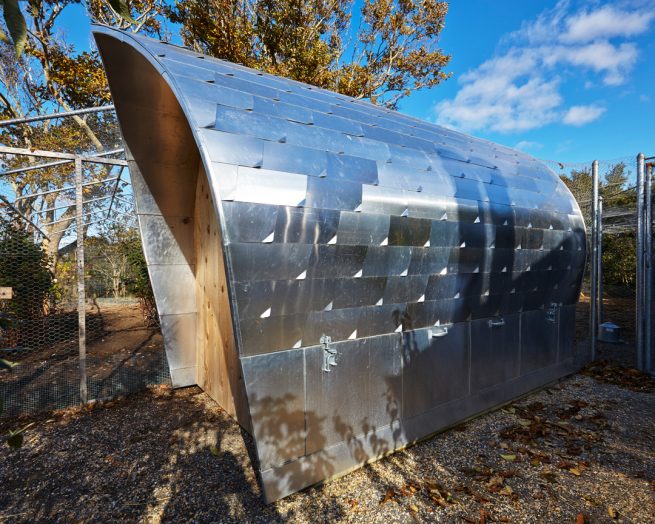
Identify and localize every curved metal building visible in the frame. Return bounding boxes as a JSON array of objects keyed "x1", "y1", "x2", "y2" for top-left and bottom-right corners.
[{"x1": 94, "y1": 26, "x2": 586, "y2": 501}]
